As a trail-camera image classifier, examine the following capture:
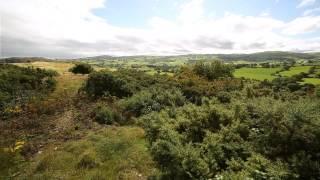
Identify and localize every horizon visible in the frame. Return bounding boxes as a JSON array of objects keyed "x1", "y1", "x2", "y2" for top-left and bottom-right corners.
[
  {"x1": 1, "y1": 50, "x2": 320, "y2": 60},
  {"x1": 1, "y1": 0, "x2": 320, "y2": 58}
]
